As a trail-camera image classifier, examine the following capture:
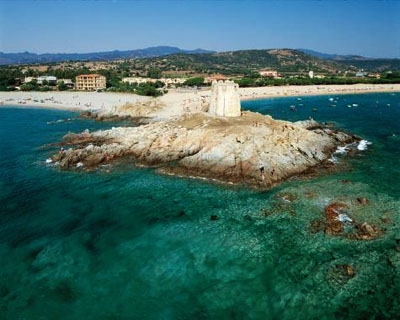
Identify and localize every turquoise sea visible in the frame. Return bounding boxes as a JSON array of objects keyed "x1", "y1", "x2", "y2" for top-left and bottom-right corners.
[{"x1": 1, "y1": 92, "x2": 399, "y2": 319}]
